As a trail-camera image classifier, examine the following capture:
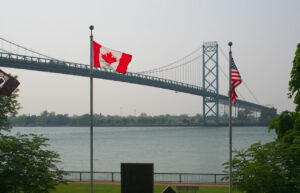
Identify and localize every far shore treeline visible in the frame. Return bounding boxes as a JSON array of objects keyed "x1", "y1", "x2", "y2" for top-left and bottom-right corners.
[{"x1": 9, "y1": 108, "x2": 277, "y2": 127}]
